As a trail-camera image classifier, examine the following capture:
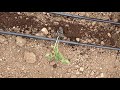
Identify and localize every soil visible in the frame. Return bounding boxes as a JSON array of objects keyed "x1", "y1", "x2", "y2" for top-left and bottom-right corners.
[{"x1": 0, "y1": 12, "x2": 120, "y2": 78}]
